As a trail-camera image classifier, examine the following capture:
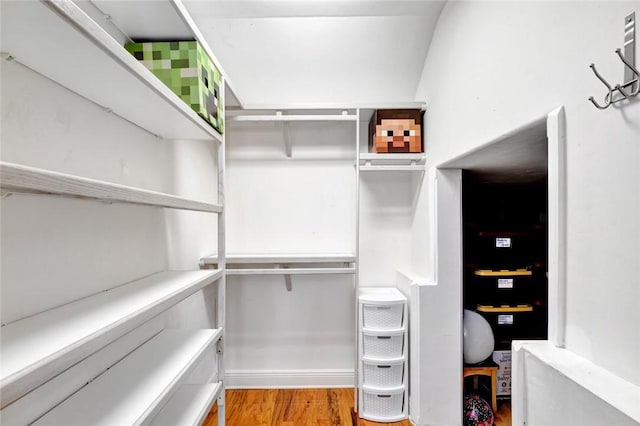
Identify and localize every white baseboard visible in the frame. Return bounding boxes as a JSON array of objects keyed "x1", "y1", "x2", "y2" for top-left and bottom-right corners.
[{"x1": 225, "y1": 369, "x2": 355, "y2": 389}]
